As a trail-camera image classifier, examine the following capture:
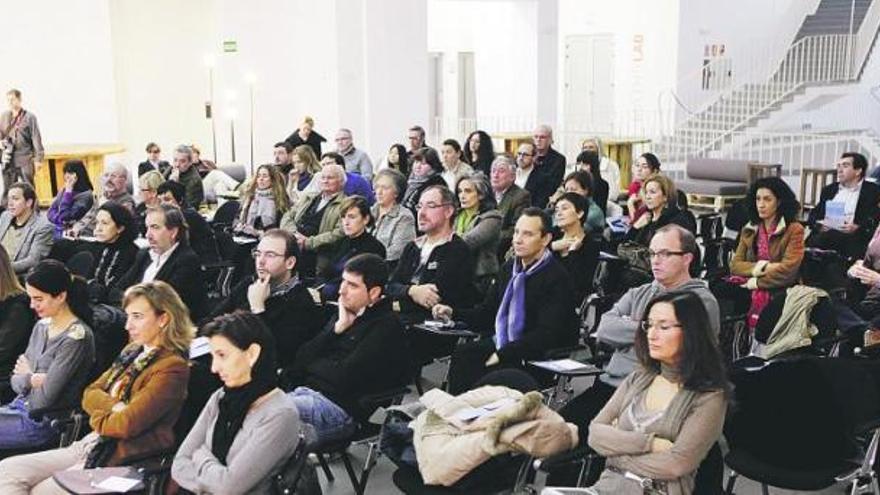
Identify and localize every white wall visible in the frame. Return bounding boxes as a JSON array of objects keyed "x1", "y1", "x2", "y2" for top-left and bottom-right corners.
[{"x1": 0, "y1": 0, "x2": 119, "y2": 145}]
